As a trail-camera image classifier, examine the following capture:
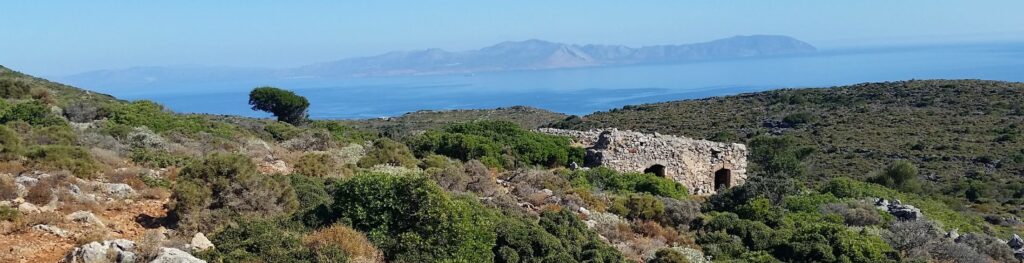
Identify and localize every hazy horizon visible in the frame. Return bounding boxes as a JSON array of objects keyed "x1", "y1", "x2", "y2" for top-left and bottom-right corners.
[{"x1": 3, "y1": 1, "x2": 1024, "y2": 76}]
